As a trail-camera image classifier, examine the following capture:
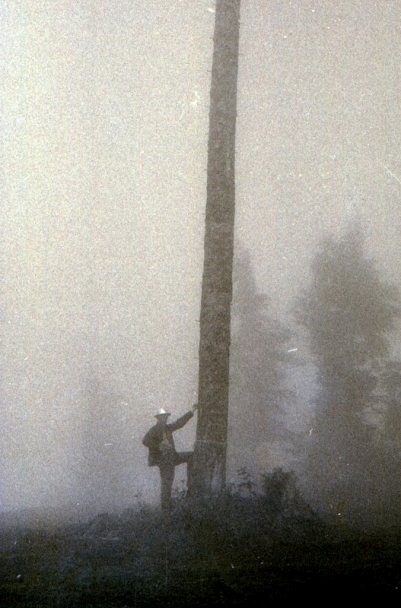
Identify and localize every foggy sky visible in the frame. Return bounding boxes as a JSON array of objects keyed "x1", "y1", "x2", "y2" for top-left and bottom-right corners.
[{"x1": 1, "y1": 0, "x2": 401, "y2": 512}]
